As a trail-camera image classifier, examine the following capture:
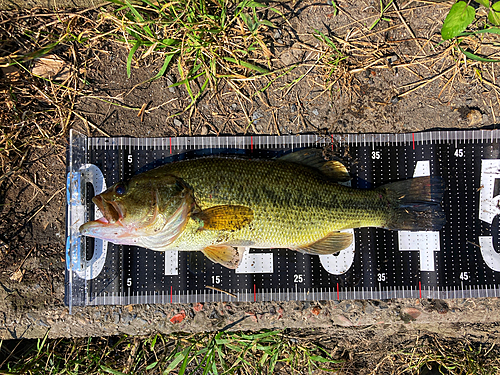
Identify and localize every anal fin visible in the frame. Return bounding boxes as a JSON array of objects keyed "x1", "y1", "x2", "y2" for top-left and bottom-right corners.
[
  {"x1": 202, "y1": 245, "x2": 244, "y2": 269},
  {"x1": 295, "y1": 232, "x2": 353, "y2": 255}
]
